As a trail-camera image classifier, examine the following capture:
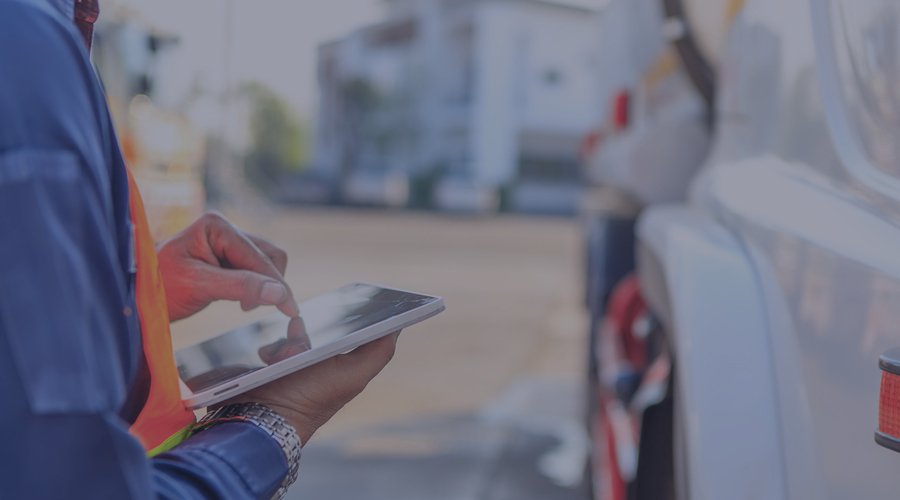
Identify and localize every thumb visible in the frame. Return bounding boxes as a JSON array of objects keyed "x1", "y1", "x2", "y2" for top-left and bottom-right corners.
[
  {"x1": 197, "y1": 263, "x2": 300, "y2": 317},
  {"x1": 335, "y1": 332, "x2": 400, "y2": 380}
]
